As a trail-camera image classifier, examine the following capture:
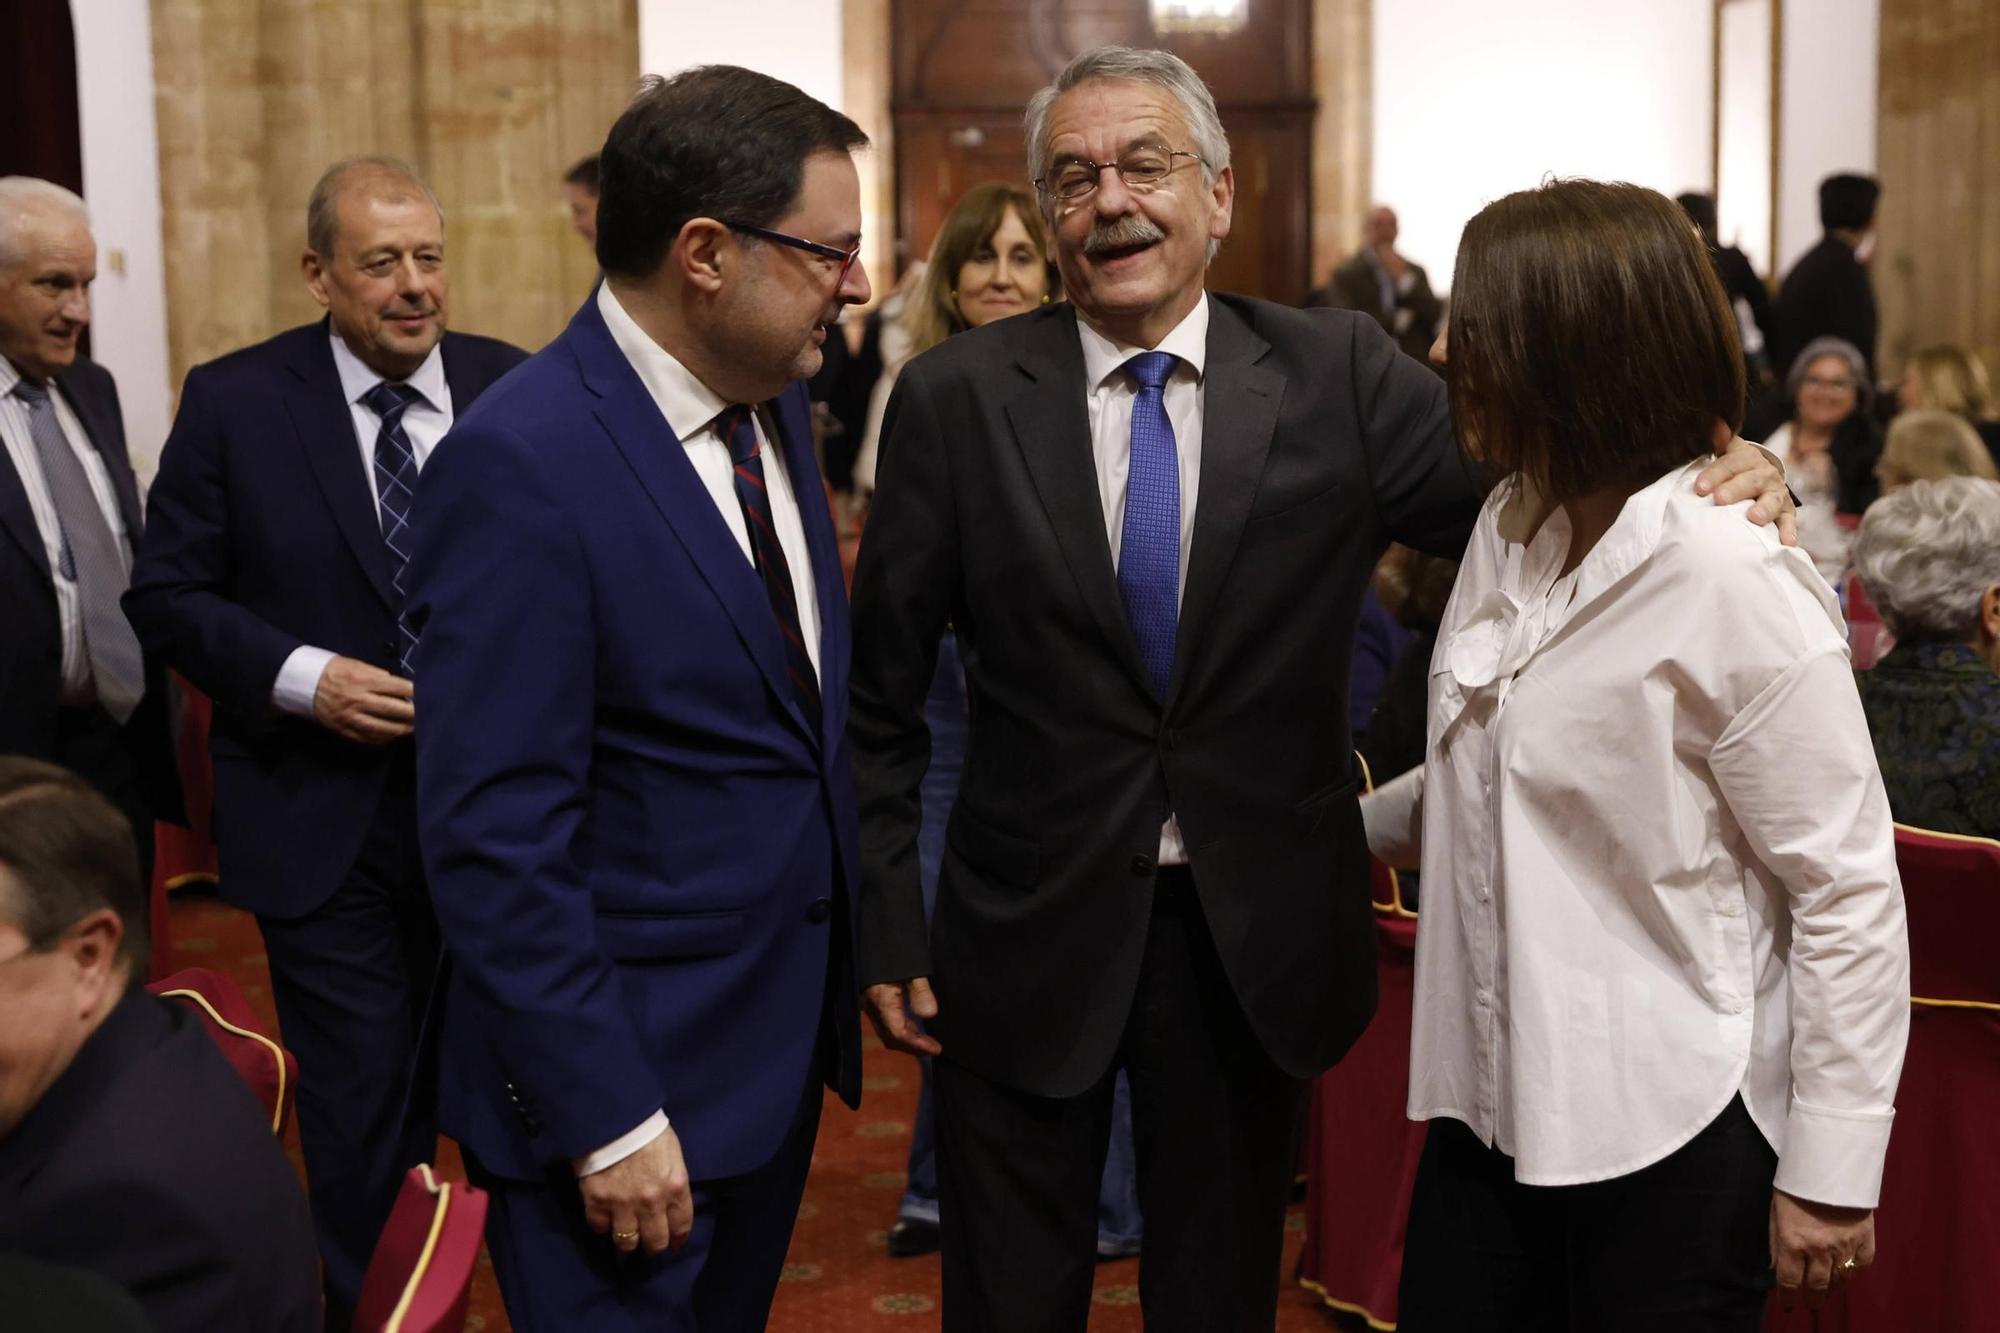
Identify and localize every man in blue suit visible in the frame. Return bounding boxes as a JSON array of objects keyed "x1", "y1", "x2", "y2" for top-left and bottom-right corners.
[
  {"x1": 405, "y1": 67, "x2": 869, "y2": 1330},
  {"x1": 125, "y1": 157, "x2": 526, "y2": 1327}
]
